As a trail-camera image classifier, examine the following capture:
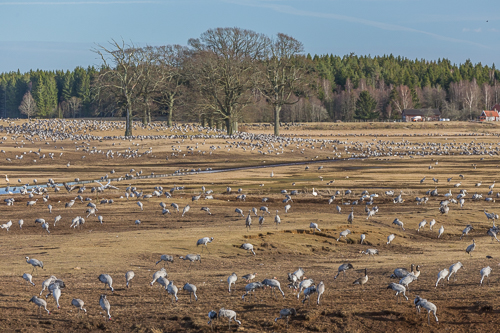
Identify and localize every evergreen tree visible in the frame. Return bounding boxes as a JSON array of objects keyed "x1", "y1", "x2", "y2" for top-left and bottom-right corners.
[{"x1": 354, "y1": 91, "x2": 378, "y2": 120}]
